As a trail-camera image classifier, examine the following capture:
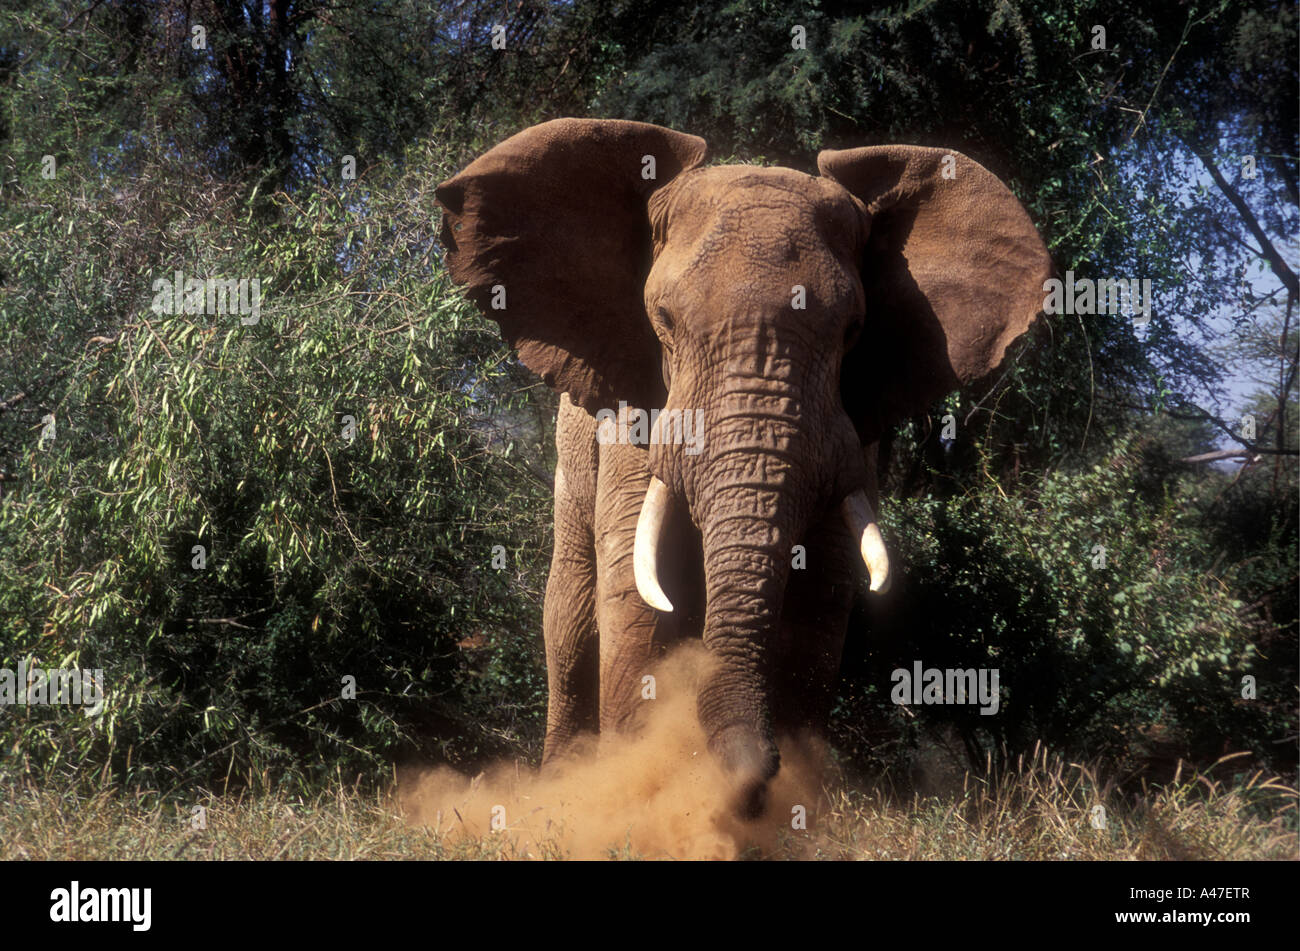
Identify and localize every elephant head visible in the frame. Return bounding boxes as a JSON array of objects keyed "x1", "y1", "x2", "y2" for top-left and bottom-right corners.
[{"x1": 436, "y1": 119, "x2": 1051, "y2": 807}]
